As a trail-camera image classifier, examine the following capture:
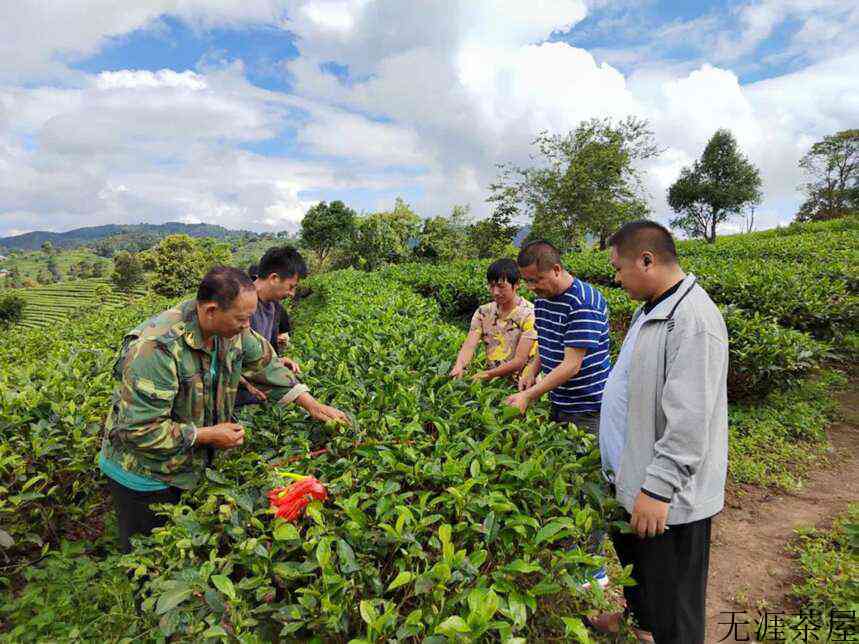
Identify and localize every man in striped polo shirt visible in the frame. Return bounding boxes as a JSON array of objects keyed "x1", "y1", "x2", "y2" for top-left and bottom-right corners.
[
  {"x1": 506, "y1": 240, "x2": 611, "y2": 434},
  {"x1": 506, "y1": 239, "x2": 612, "y2": 590}
]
